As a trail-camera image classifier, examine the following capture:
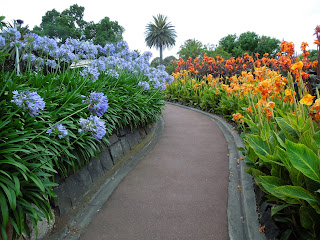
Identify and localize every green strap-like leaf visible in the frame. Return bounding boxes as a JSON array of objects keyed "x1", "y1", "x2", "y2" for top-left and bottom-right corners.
[
  {"x1": 0, "y1": 190, "x2": 9, "y2": 228},
  {"x1": 286, "y1": 140, "x2": 320, "y2": 183},
  {"x1": 275, "y1": 186, "x2": 320, "y2": 214}
]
